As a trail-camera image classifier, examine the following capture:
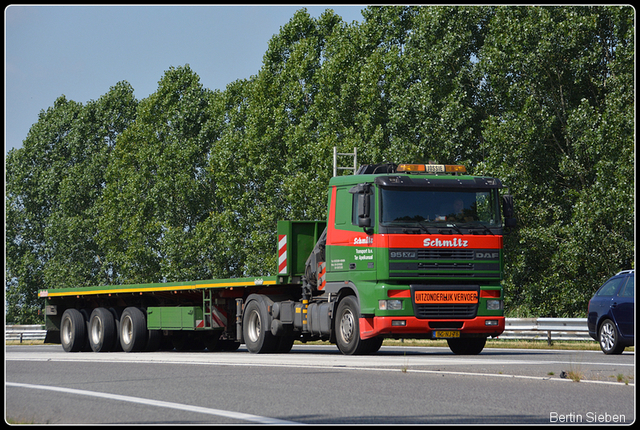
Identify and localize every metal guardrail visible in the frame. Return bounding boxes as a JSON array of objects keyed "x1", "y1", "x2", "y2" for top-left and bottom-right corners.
[
  {"x1": 5, "y1": 325, "x2": 47, "y2": 343},
  {"x1": 6, "y1": 319, "x2": 593, "y2": 345},
  {"x1": 500, "y1": 318, "x2": 592, "y2": 344}
]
